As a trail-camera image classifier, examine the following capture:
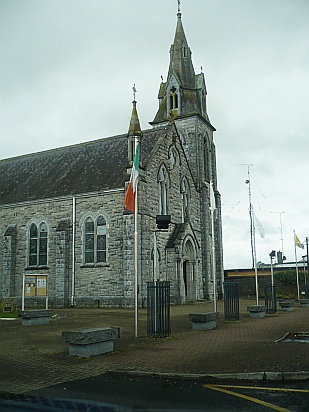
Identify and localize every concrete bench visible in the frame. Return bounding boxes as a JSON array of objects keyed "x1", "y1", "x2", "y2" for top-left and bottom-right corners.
[
  {"x1": 62, "y1": 327, "x2": 120, "y2": 358},
  {"x1": 188, "y1": 312, "x2": 218, "y2": 330},
  {"x1": 247, "y1": 305, "x2": 267, "y2": 318},
  {"x1": 279, "y1": 300, "x2": 294, "y2": 311},
  {"x1": 299, "y1": 299, "x2": 309, "y2": 308},
  {"x1": 21, "y1": 309, "x2": 54, "y2": 326}
]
